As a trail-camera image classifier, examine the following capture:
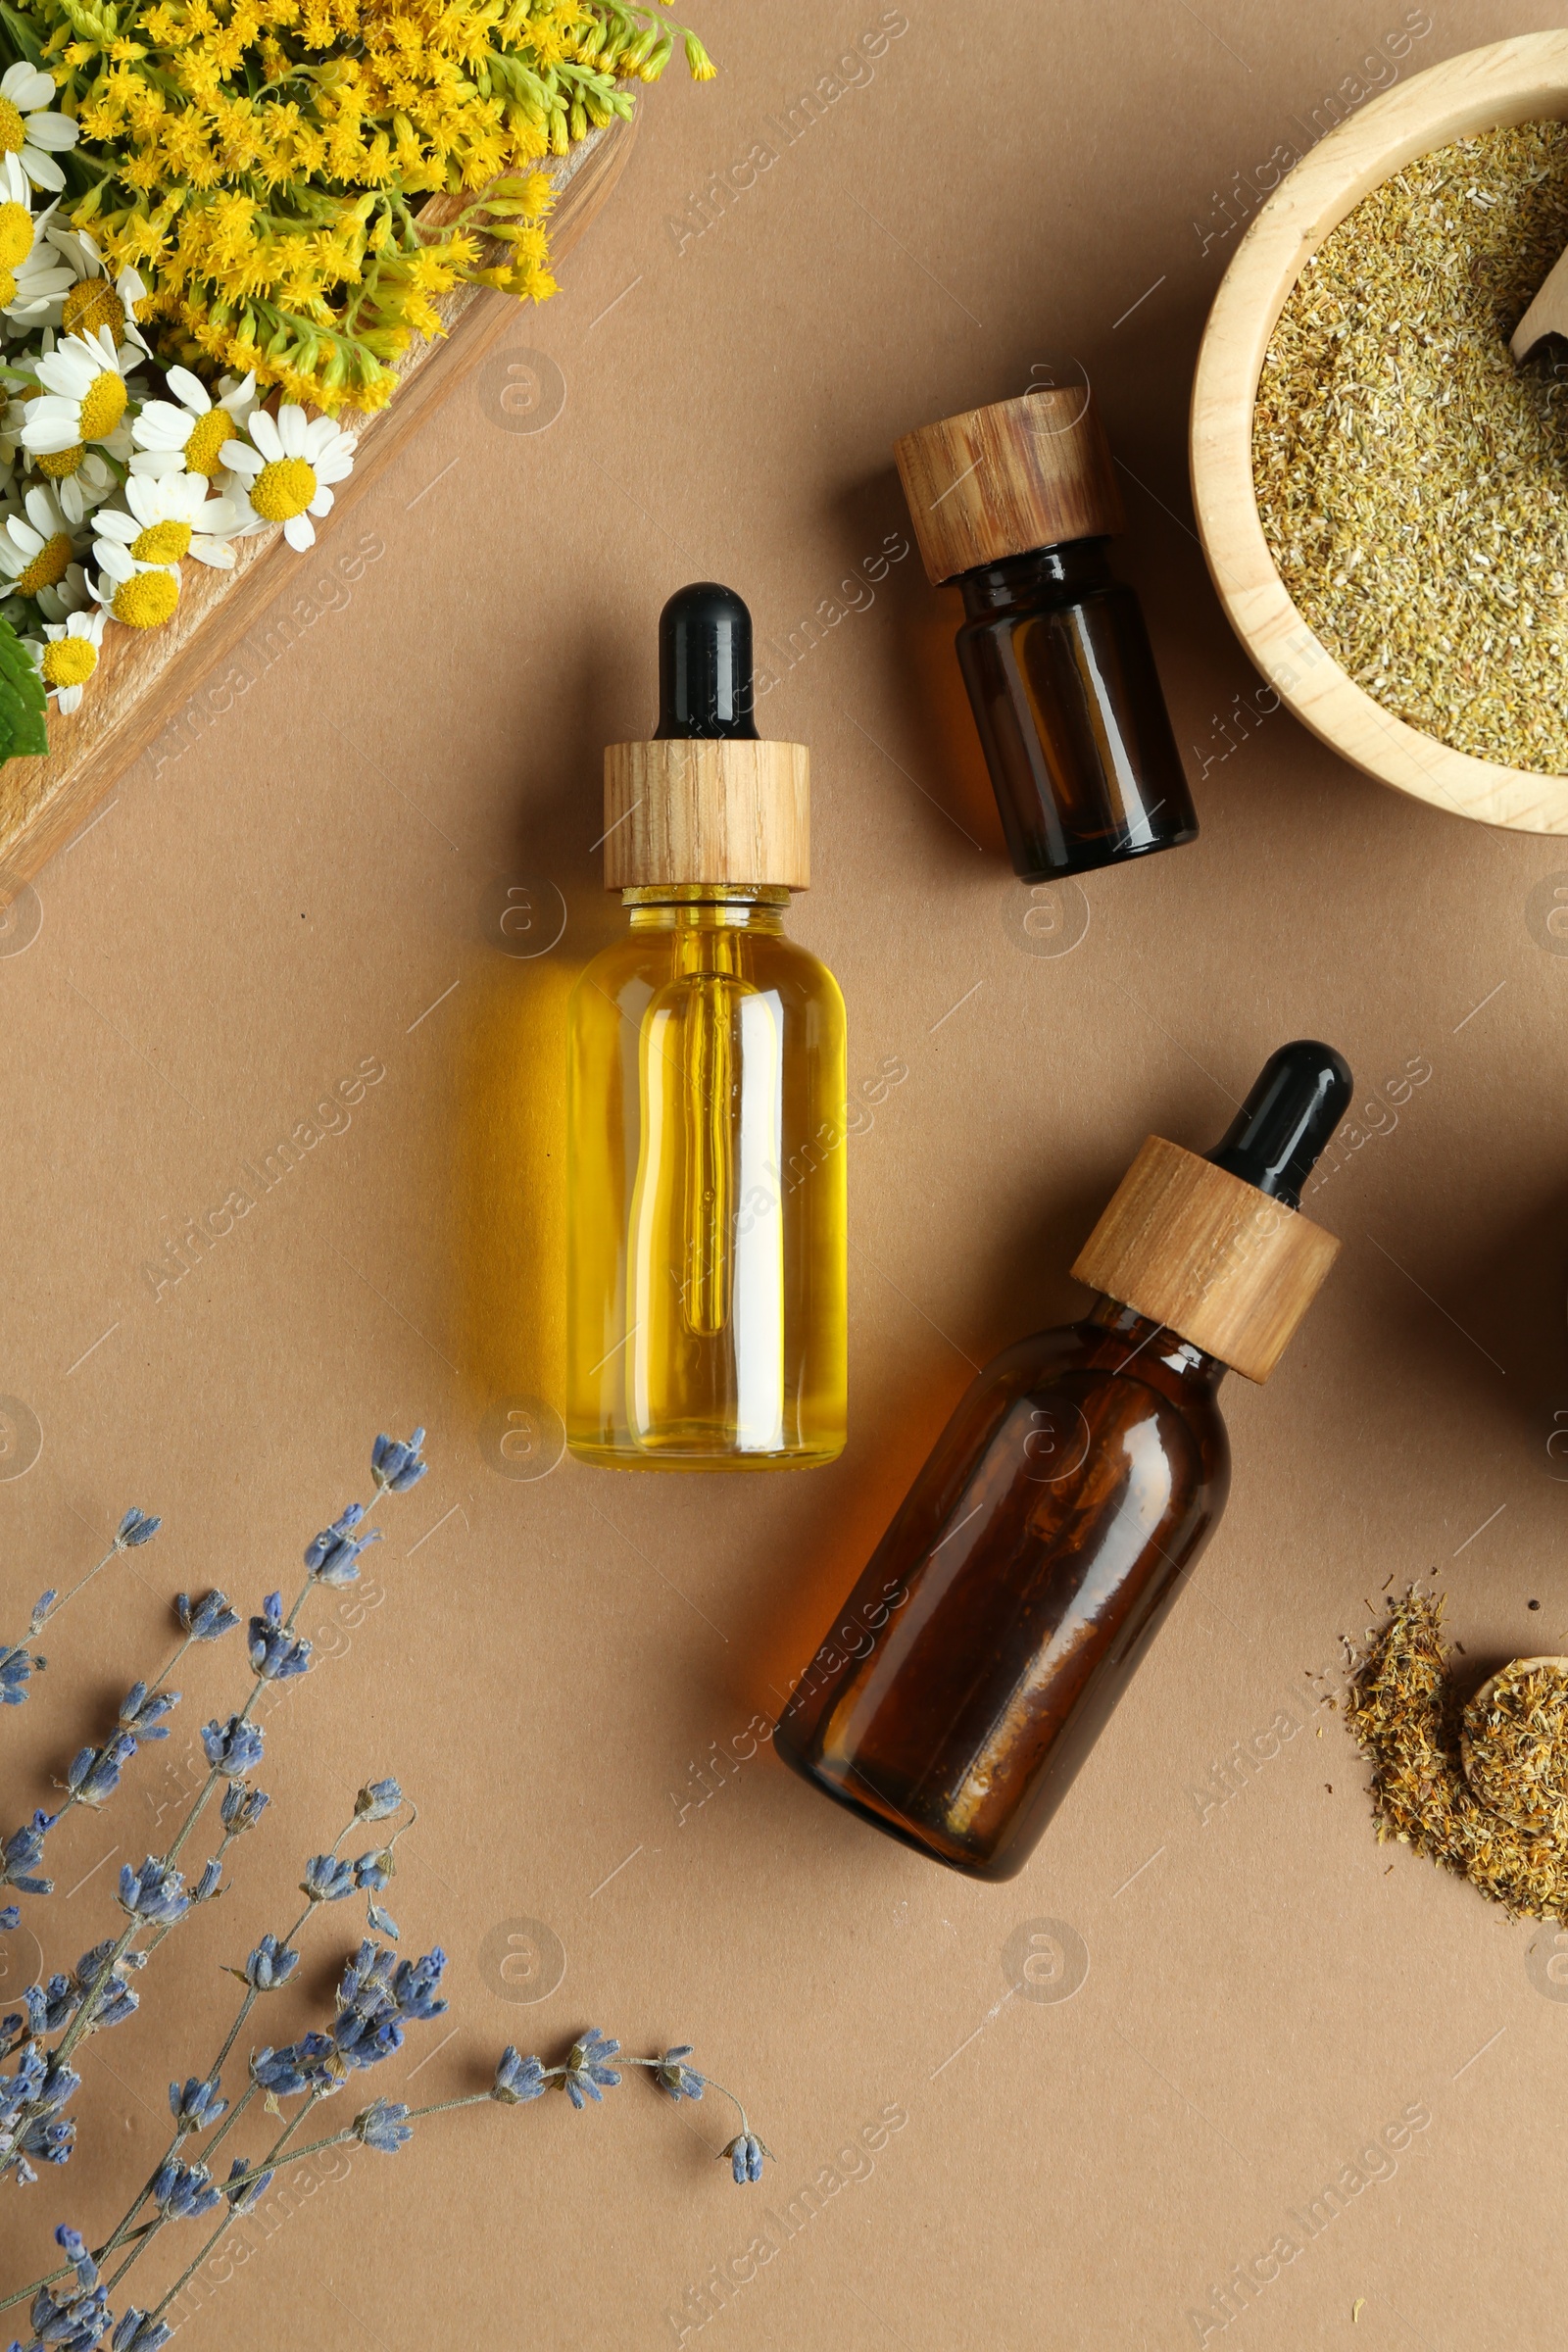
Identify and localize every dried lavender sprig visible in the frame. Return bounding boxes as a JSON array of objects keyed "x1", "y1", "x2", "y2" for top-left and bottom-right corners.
[
  {"x1": 0, "y1": 1511, "x2": 161, "y2": 1720},
  {"x1": 98, "y1": 1797, "x2": 401, "y2": 2289},
  {"x1": 3, "y1": 2034, "x2": 773, "y2": 2319},
  {"x1": 1, "y1": 1596, "x2": 237, "y2": 1911},
  {"x1": 1, "y1": 1436, "x2": 428, "y2": 2180}
]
